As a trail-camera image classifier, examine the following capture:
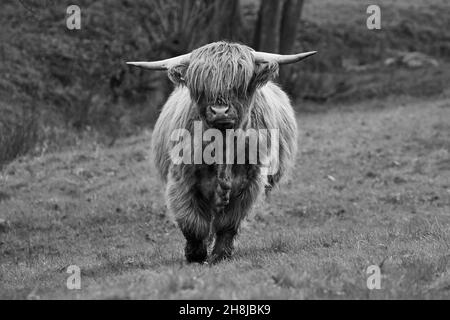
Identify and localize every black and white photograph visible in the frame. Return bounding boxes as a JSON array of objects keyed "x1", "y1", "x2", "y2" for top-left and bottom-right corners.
[{"x1": 0, "y1": 0, "x2": 449, "y2": 304}]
